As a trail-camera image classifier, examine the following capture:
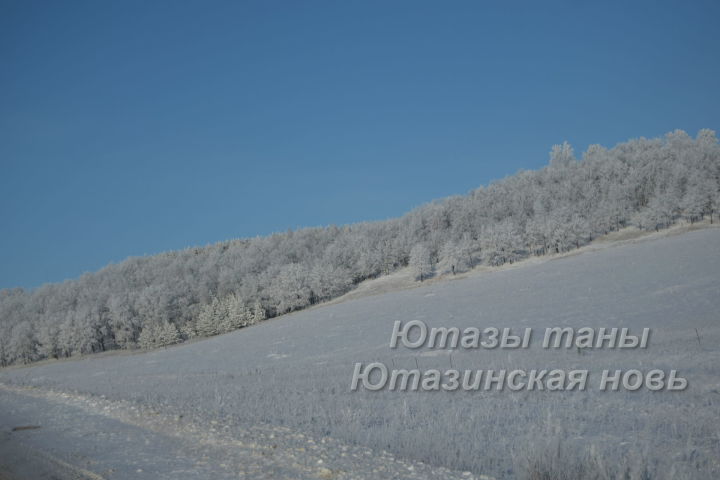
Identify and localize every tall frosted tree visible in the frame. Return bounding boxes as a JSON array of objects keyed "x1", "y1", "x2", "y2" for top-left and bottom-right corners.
[
  {"x1": 271, "y1": 263, "x2": 313, "y2": 314},
  {"x1": 37, "y1": 321, "x2": 61, "y2": 360},
  {"x1": 252, "y1": 299, "x2": 266, "y2": 324},
  {"x1": 549, "y1": 141, "x2": 575, "y2": 168},
  {"x1": 138, "y1": 323, "x2": 156, "y2": 349},
  {"x1": 438, "y1": 237, "x2": 473, "y2": 275},
  {"x1": 438, "y1": 241, "x2": 460, "y2": 274},
  {"x1": 156, "y1": 321, "x2": 180, "y2": 347},
  {"x1": 409, "y1": 244, "x2": 432, "y2": 282},
  {"x1": 196, "y1": 297, "x2": 221, "y2": 337},
  {"x1": 9, "y1": 321, "x2": 37, "y2": 364}
]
